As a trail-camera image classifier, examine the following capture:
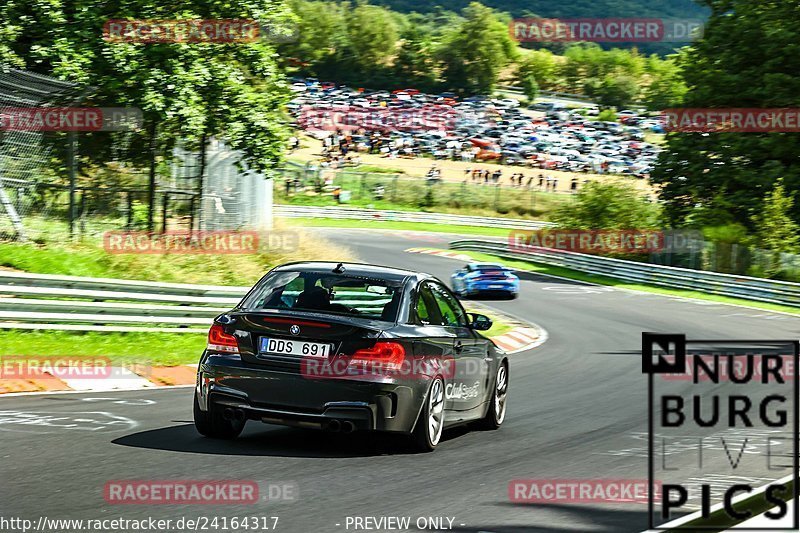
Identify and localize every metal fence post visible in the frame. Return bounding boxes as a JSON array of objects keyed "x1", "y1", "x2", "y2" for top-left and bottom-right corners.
[
  {"x1": 161, "y1": 193, "x2": 169, "y2": 233},
  {"x1": 67, "y1": 131, "x2": 77, "y2": 238}
]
